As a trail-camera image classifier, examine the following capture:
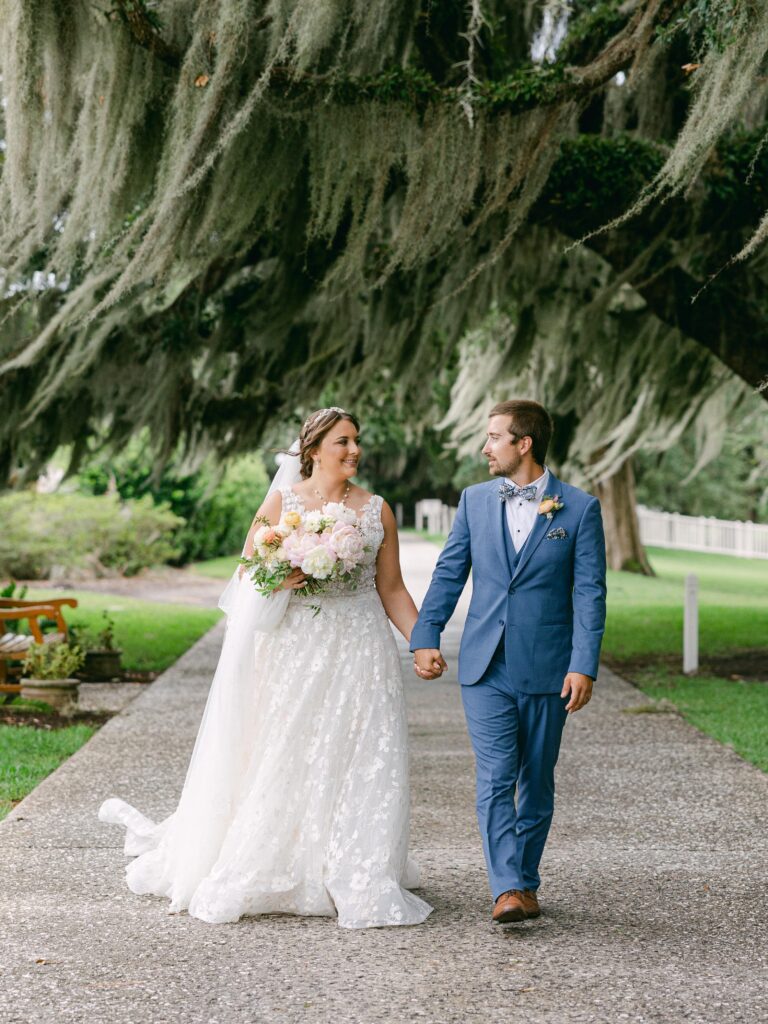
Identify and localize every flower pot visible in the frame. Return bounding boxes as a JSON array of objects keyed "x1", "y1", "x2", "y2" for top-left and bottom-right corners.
[
  {"x1": 21, "y1": 678, "x2": 80, "y2": 716},
  {"x1": 81, "y1": 649, "x2": 123, "y2": 681}
]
